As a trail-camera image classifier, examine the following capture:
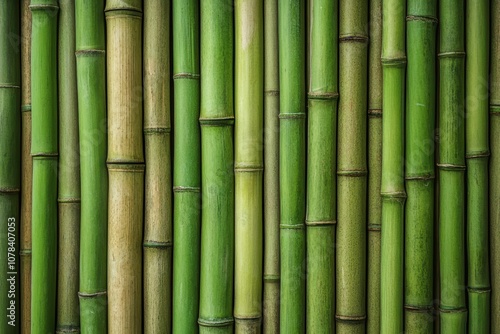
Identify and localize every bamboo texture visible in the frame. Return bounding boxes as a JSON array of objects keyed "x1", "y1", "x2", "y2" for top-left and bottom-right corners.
[
  {"x1": 57, "y1": 0, "x2": 80, "y2": 332},
  {"x1": 263, "y1": 0, "x2": 280, "y2": 332},
  {"x1": 367, "y1": 0, "x2": 382, "y2": 332},
  {"x1": 466, "y1": 0, "x2": 491, "y2": 332},
  {"x1": 404, "y1": 0, "x2": 437, "y2": 332},
  {"x1": 0, "y1": 1, "x2": 21, "y2": 333},
  {"x1": 336, "y1": 1, "x2": 367, "y2": 333},
  {"x1": 198, "y1": 0, "x2": 235, "y2": 332},
  {"x1": 279, "y1": 0, "x2": 306, "y2": 332},
  {"x1": 143, "y1": 1, "x2": 172, "y2": 332},
  {"x1": 306, "y1": 0, "x2": 337, "y2": 332},
  {"x1": 438, "y1": 0, "x2": 467, "y2": 331},
  {"x1": 105, "y1": 1, "x2": 144, "y2": 332},
  {"x1": 380, "y1": 0, "x2": 406, "y2": 332},
  {"x1": 234, "y1": 0, "x2": 264, "y2": 332},
  {"x1": 171, "y1": 0, "x2": 201, "y2": 332}
]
